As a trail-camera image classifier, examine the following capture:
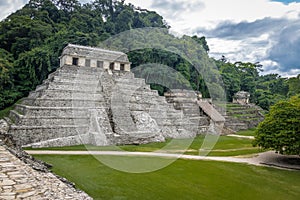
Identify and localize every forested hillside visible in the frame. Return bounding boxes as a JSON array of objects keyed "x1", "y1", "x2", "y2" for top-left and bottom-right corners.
[
  {"x1": 0, "y1": 0, "x2": 299, "y2": 112},
  {"x1": 0, "y1": 0, "x2": 168, "y2": 109}
]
